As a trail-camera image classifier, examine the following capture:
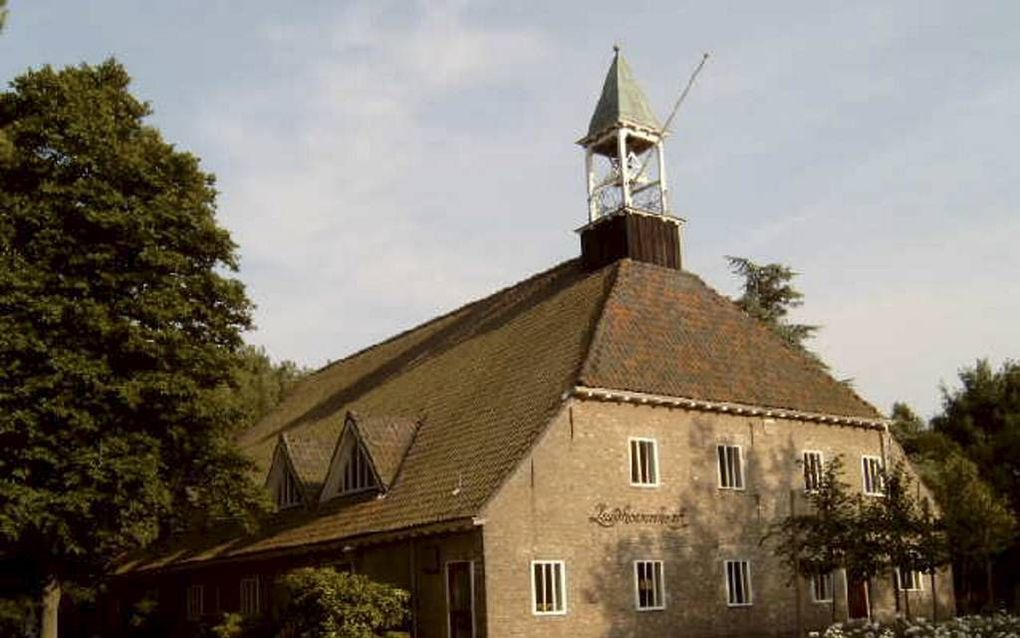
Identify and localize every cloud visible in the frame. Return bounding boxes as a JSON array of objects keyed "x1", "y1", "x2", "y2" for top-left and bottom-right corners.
[{"x1": 199, "y1": 1, "x2": 559, "y2": 365}]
